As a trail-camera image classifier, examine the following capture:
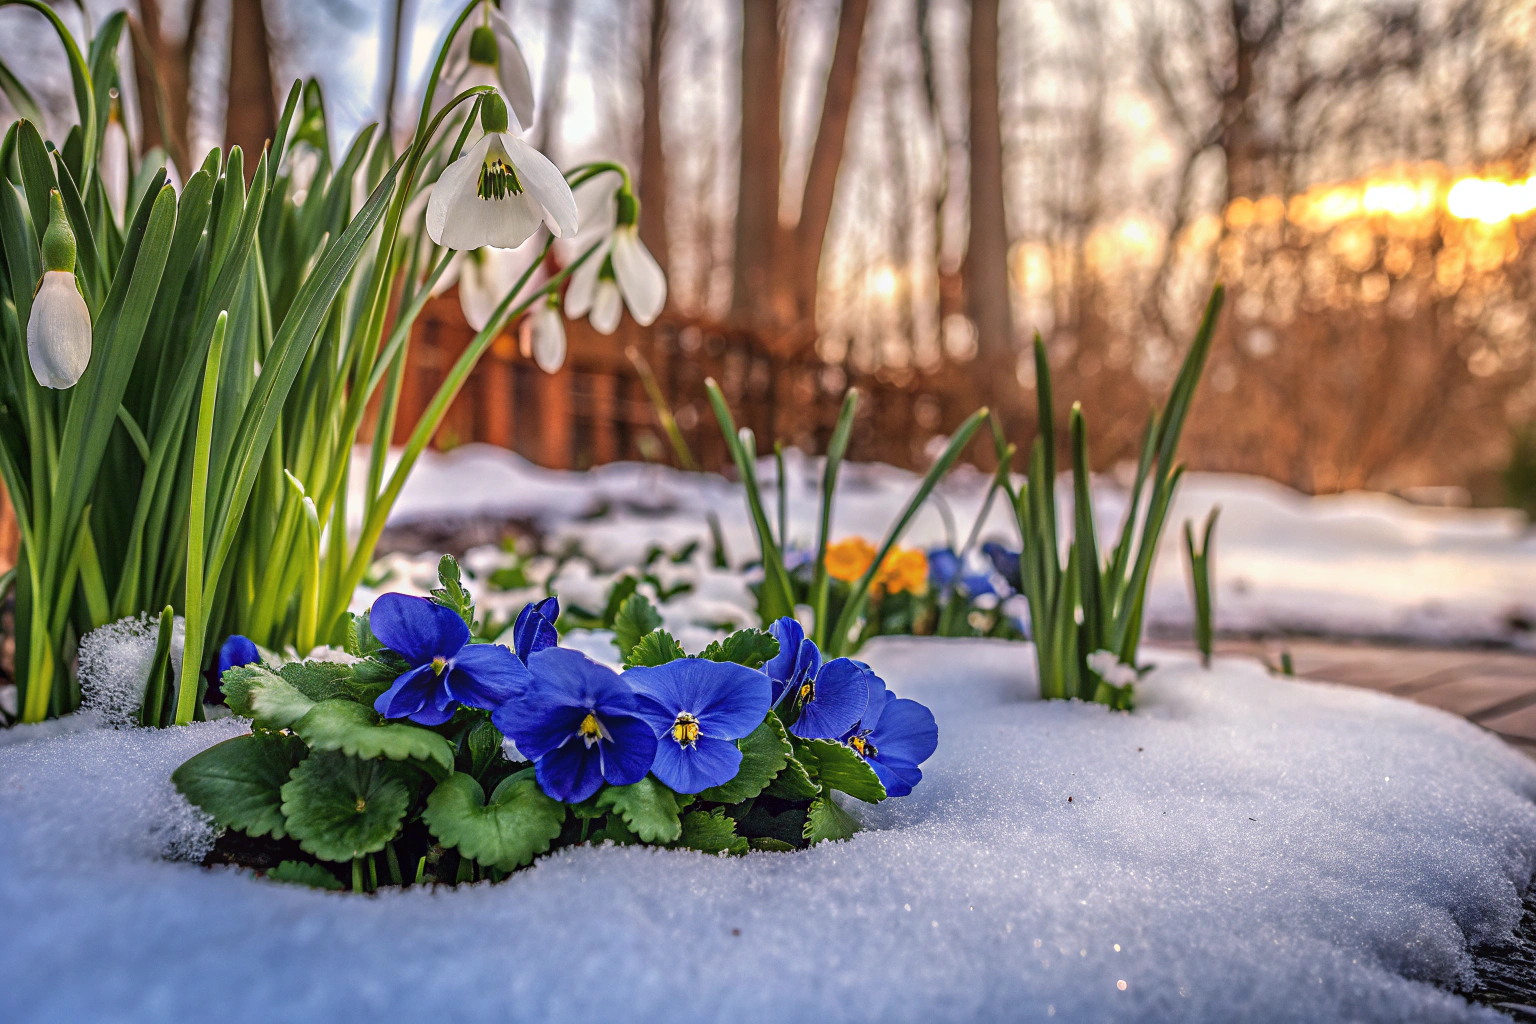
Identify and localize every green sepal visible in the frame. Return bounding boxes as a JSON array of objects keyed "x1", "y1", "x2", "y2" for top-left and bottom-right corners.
[
  {"x1": 422, "y1": 770, "x2": 566, "y2": 871},
  {"x1": 293, "y1": 699, "x2": 455, "y2": 778},
  {"x1": 345, "y1": 611, "x2": 383, "y2": 657},
  {"x1": 797, "y1": 739, "x2": 886, "y2": 803},
  {"x1": 431, "y1": 554, "x2": 476, "y2": 628},
  {"x1": 464, "y1": 716, "x2": 504, "y2": 778},
  {"x1": 803, "y1": 795, "x2": 860, "y2": 844},
  {"x1": 171, "y1": 731, "x2": 308, "y2": 840},
  {"x1": 595, "y1": 775, "x2": 683, "y2": 843},
  {"x1": 696, "y1": 629, "x2": 779, "y2": 668},
  {"x1": 266, "y1": 860, "x2": 344, "y2": 891},
  {"x1": 611, "y1": 591, "x2": 662, "y2": 661},
  {"x1": 41, "y1": 189, "x2": 75, "y2": 272},
  {"x1": 696, "y1": 713, "x2": 790, "y2": 804},
  {"x1": 674, "y1": 808, "x2": 748, "y2": 855},
  {"x1": 479, "y1": 91, "x2": 509, "y2": 135},
  {"x1": 626, "y1": 628, "x2": 685, "y2": 668},
  {"x1": 468, "y1": 24, "x2": 499, "y2": 66},
  {"x1": 279, "y1": 751, "x2": 414, "y2": 862}
]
